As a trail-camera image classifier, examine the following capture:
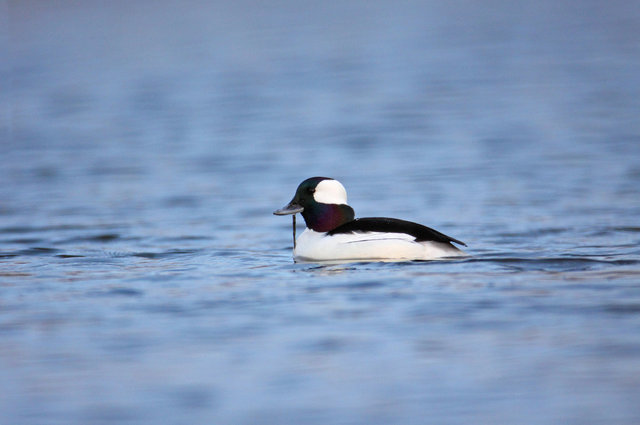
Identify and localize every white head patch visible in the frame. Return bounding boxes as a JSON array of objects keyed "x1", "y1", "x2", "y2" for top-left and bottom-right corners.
[{"x1": 313, "y1": 179, "x2": 348, "y2": 205}]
